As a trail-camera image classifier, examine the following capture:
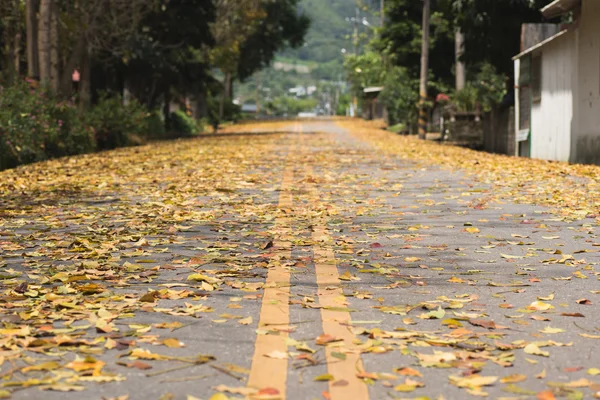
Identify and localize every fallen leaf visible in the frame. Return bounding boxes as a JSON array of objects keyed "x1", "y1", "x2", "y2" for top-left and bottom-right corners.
[
  {"x1": 524, "y1": 343, "x2": 549, "y2": 357},
  {"x1": 314, "y1": 374, "x2": 334, "y2": 382}
]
